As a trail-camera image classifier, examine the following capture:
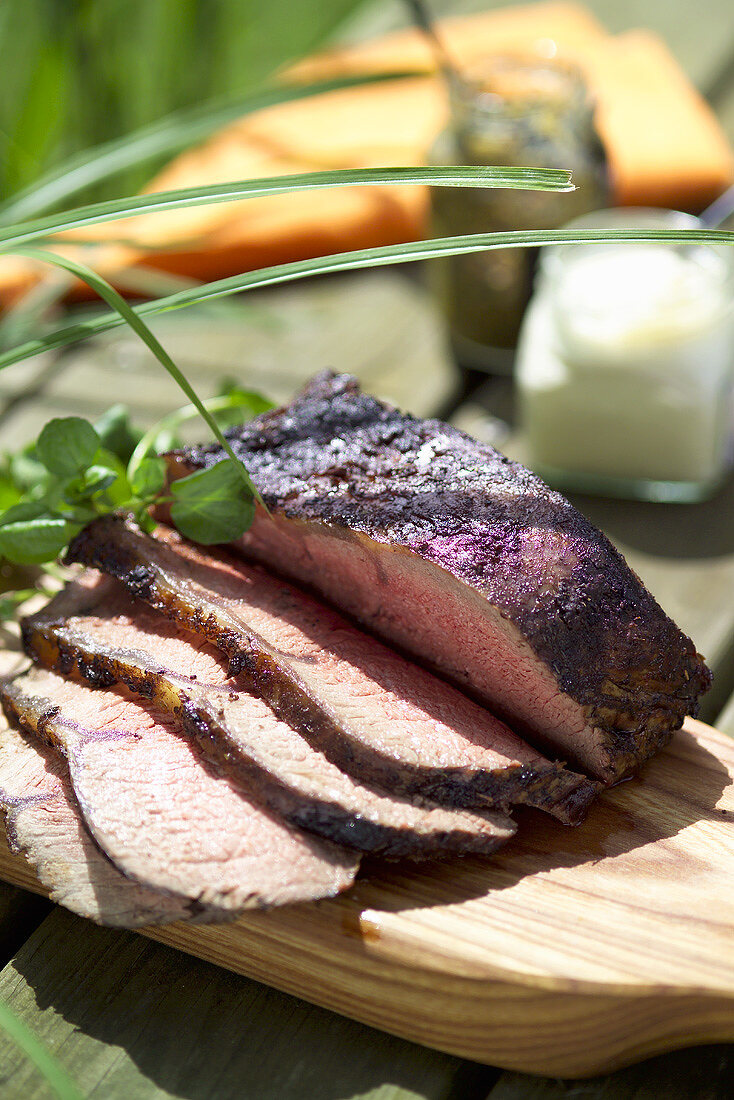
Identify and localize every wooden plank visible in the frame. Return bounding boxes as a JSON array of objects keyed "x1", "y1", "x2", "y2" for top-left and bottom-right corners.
[
  {"x1": 0, "y1": 717, "x2": 732, "y2": 1079},
  {"x1": 0, "y1": 908, "x2": 492, "y2": 1100}
]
